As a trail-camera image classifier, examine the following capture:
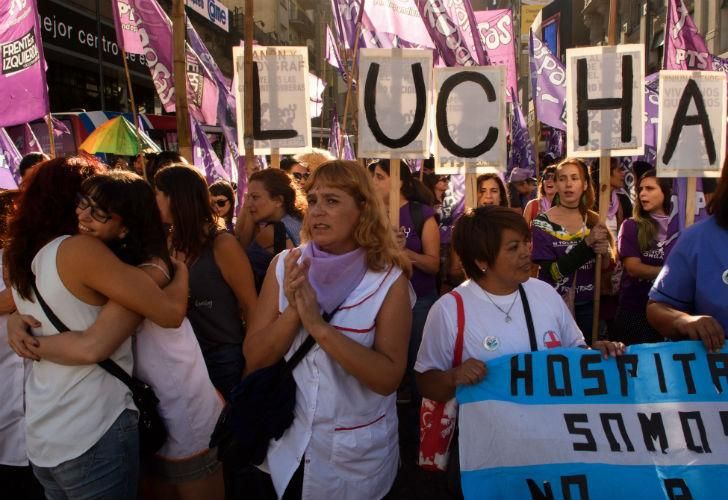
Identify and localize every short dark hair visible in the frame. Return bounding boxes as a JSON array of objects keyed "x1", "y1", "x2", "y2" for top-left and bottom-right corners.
[
  {"x1": 18, "y1": 153, "x2": 49, "y2": 178},
  {"x1": 279, "y1": 156, "x2": 301, "y2": 172},
  {"x1": 452, "y1": 205, "x2": 530, "y2": 281}
]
